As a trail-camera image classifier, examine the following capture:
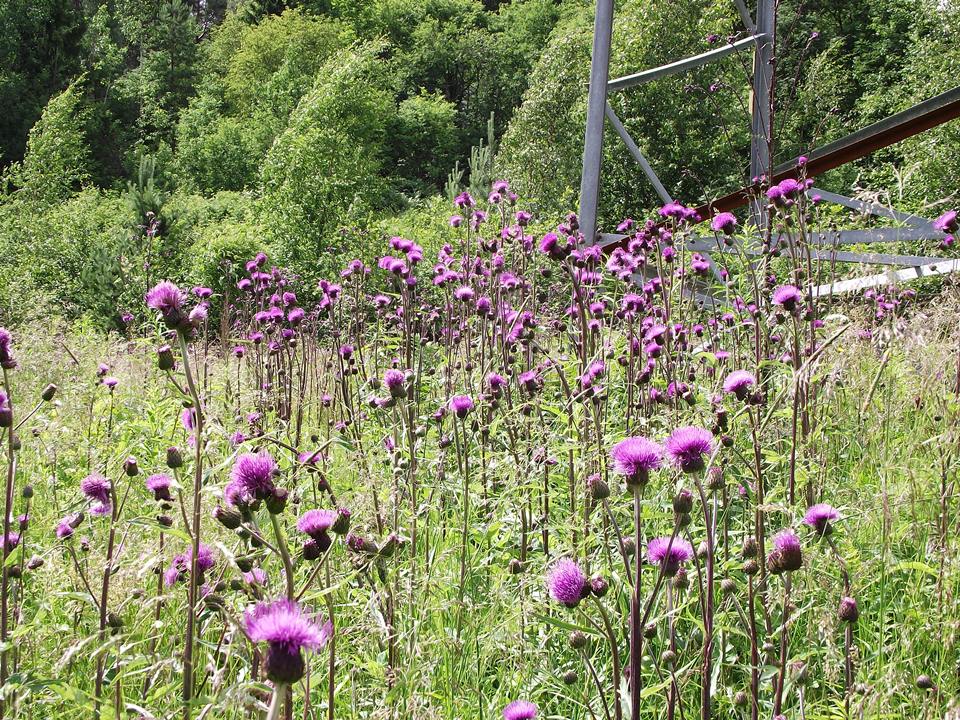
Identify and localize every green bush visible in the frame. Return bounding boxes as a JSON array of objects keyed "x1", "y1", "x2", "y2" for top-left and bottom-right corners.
[{"x1": 259, "y1": 42, "x2": 395, "y2": 277}]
